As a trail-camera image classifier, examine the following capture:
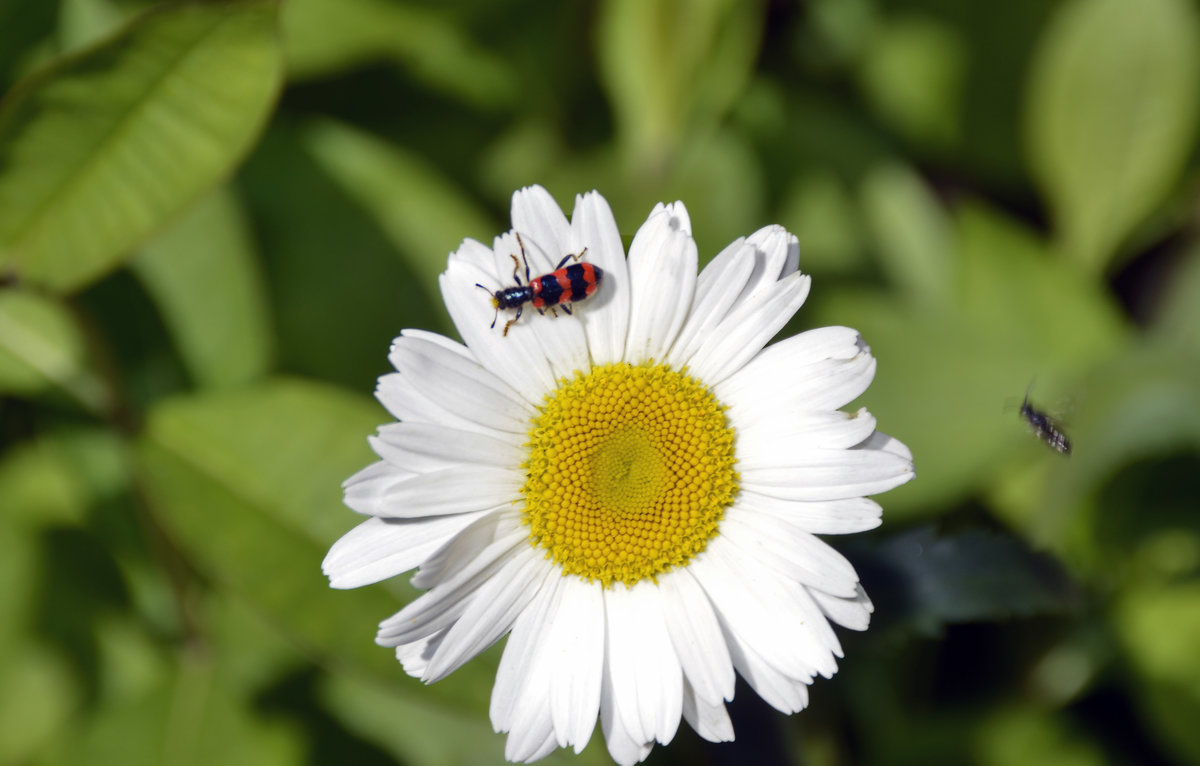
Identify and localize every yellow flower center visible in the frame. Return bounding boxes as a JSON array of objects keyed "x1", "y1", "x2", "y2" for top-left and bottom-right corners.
[{"x1": 521, "y1": 362, "x2": 739, "y2": 587}]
